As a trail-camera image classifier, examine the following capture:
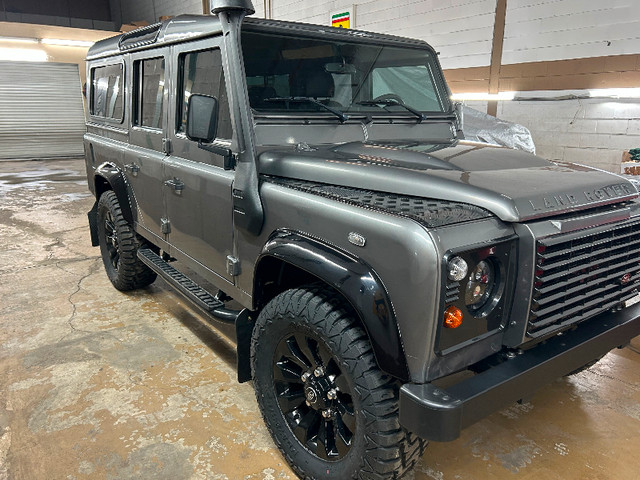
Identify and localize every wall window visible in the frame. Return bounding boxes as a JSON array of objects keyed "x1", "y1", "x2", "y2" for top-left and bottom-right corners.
[
  {"x1": 90, "y1": 64, "x2": 123, "y2": 121},
  {"x1": 134, "y1": 57, "x2": 165, "y2": 129},
  {"x1": 178, "y1": 49, "x2": 232, "y2": 140}
]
